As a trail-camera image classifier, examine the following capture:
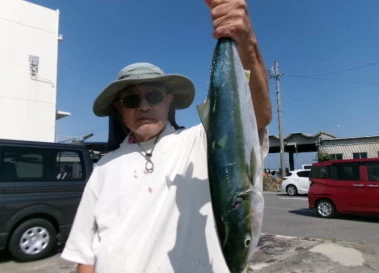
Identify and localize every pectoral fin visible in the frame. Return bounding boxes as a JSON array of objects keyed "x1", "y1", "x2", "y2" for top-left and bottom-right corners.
[
  {"x1": 250, "y1": 149, "x2": 257, "y2": 186},
  {"x1": 197, "y1": 99, "x2": 210, "y2": 133}
]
